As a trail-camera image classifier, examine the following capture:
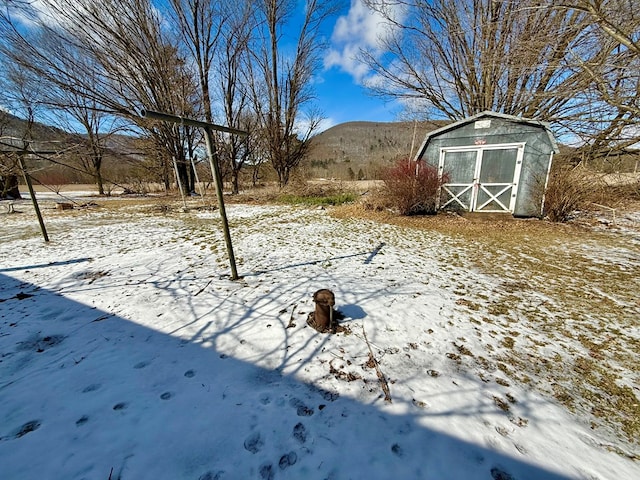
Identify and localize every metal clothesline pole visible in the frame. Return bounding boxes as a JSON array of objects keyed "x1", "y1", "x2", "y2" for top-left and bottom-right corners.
[
  {"x1": 18, "y1": 151, "x2": 49, "y2": 243},
  {"x1": 140, "y1": 109, "x2": 247, "y2": 281},
  {"x1": 172, "y1": 156, "x2": 188, "y2": 210}
]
